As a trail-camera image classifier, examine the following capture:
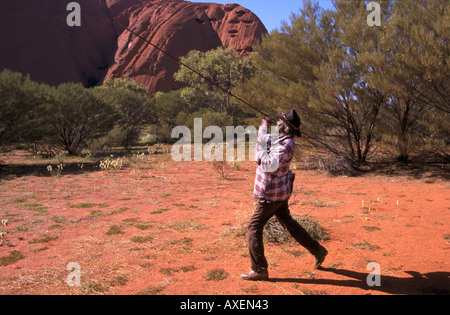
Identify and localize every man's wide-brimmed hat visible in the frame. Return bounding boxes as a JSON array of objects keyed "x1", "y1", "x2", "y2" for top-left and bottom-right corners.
[{"x1": 276, "y1": 109, "x2": 301, "y2": 137}]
